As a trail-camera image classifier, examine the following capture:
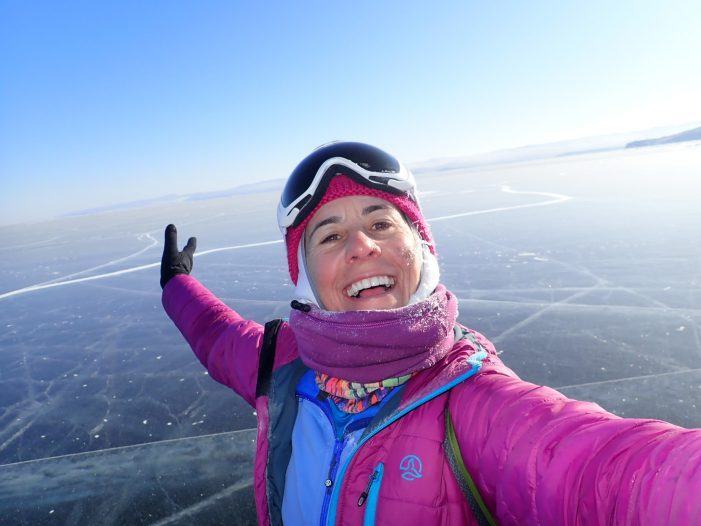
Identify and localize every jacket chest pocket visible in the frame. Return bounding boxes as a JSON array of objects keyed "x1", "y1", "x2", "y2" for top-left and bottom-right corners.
[{"x1": 355, "y1": 435, "x2": 446, "y2": 524}]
